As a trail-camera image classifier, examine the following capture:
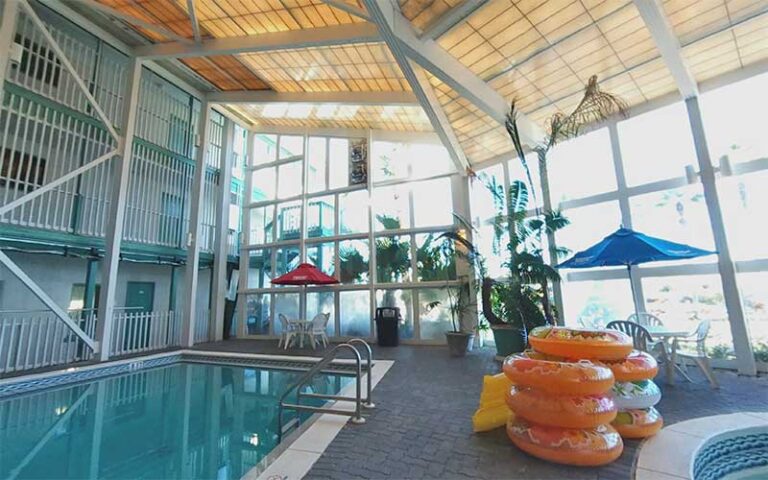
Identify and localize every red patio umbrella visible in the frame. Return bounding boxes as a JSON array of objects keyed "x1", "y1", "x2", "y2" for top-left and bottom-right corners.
[
  {"x1": 271, "y1": 263, "x2": 339, "y2": 286},
  {"x1": 271, "y1": 263, "x2": 338, "y2": 319}
]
